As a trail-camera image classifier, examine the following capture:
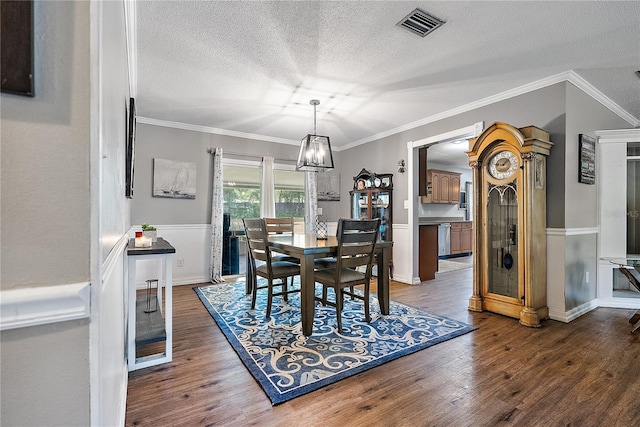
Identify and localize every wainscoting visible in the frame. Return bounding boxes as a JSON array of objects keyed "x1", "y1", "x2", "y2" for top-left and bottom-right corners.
[{"x1": 130, "y1": 223, "x2": 414, "y2": 288}]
